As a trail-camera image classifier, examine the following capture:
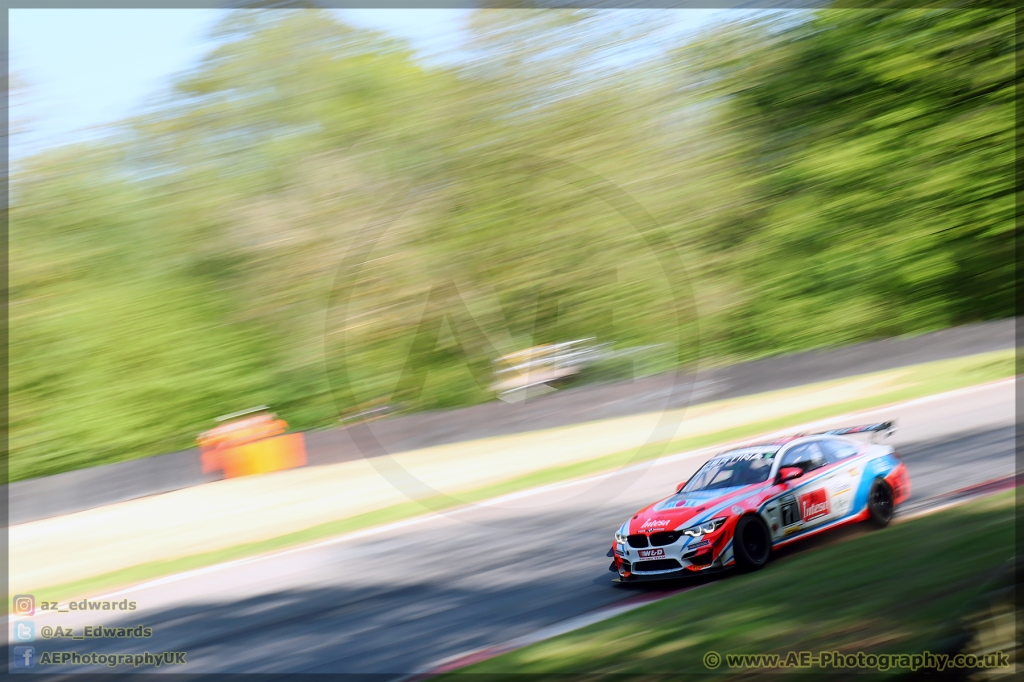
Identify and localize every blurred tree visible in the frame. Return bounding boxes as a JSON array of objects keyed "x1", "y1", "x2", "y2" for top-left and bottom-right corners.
[
  {"x1": 8, "y1": 5, "x2": 1014, "y2": 480},
  {"x1": 680, "y1": 7, "x2": 1014, "y2": 353}
]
